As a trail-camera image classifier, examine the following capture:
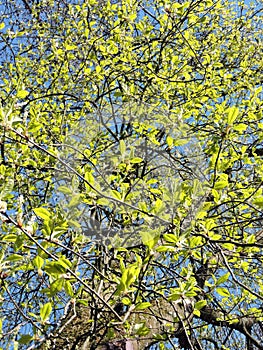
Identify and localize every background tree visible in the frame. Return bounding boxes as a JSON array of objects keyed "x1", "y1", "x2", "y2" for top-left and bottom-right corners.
[{"x1": 0, "y1": 0, "x2": 263, "y2": 349}]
